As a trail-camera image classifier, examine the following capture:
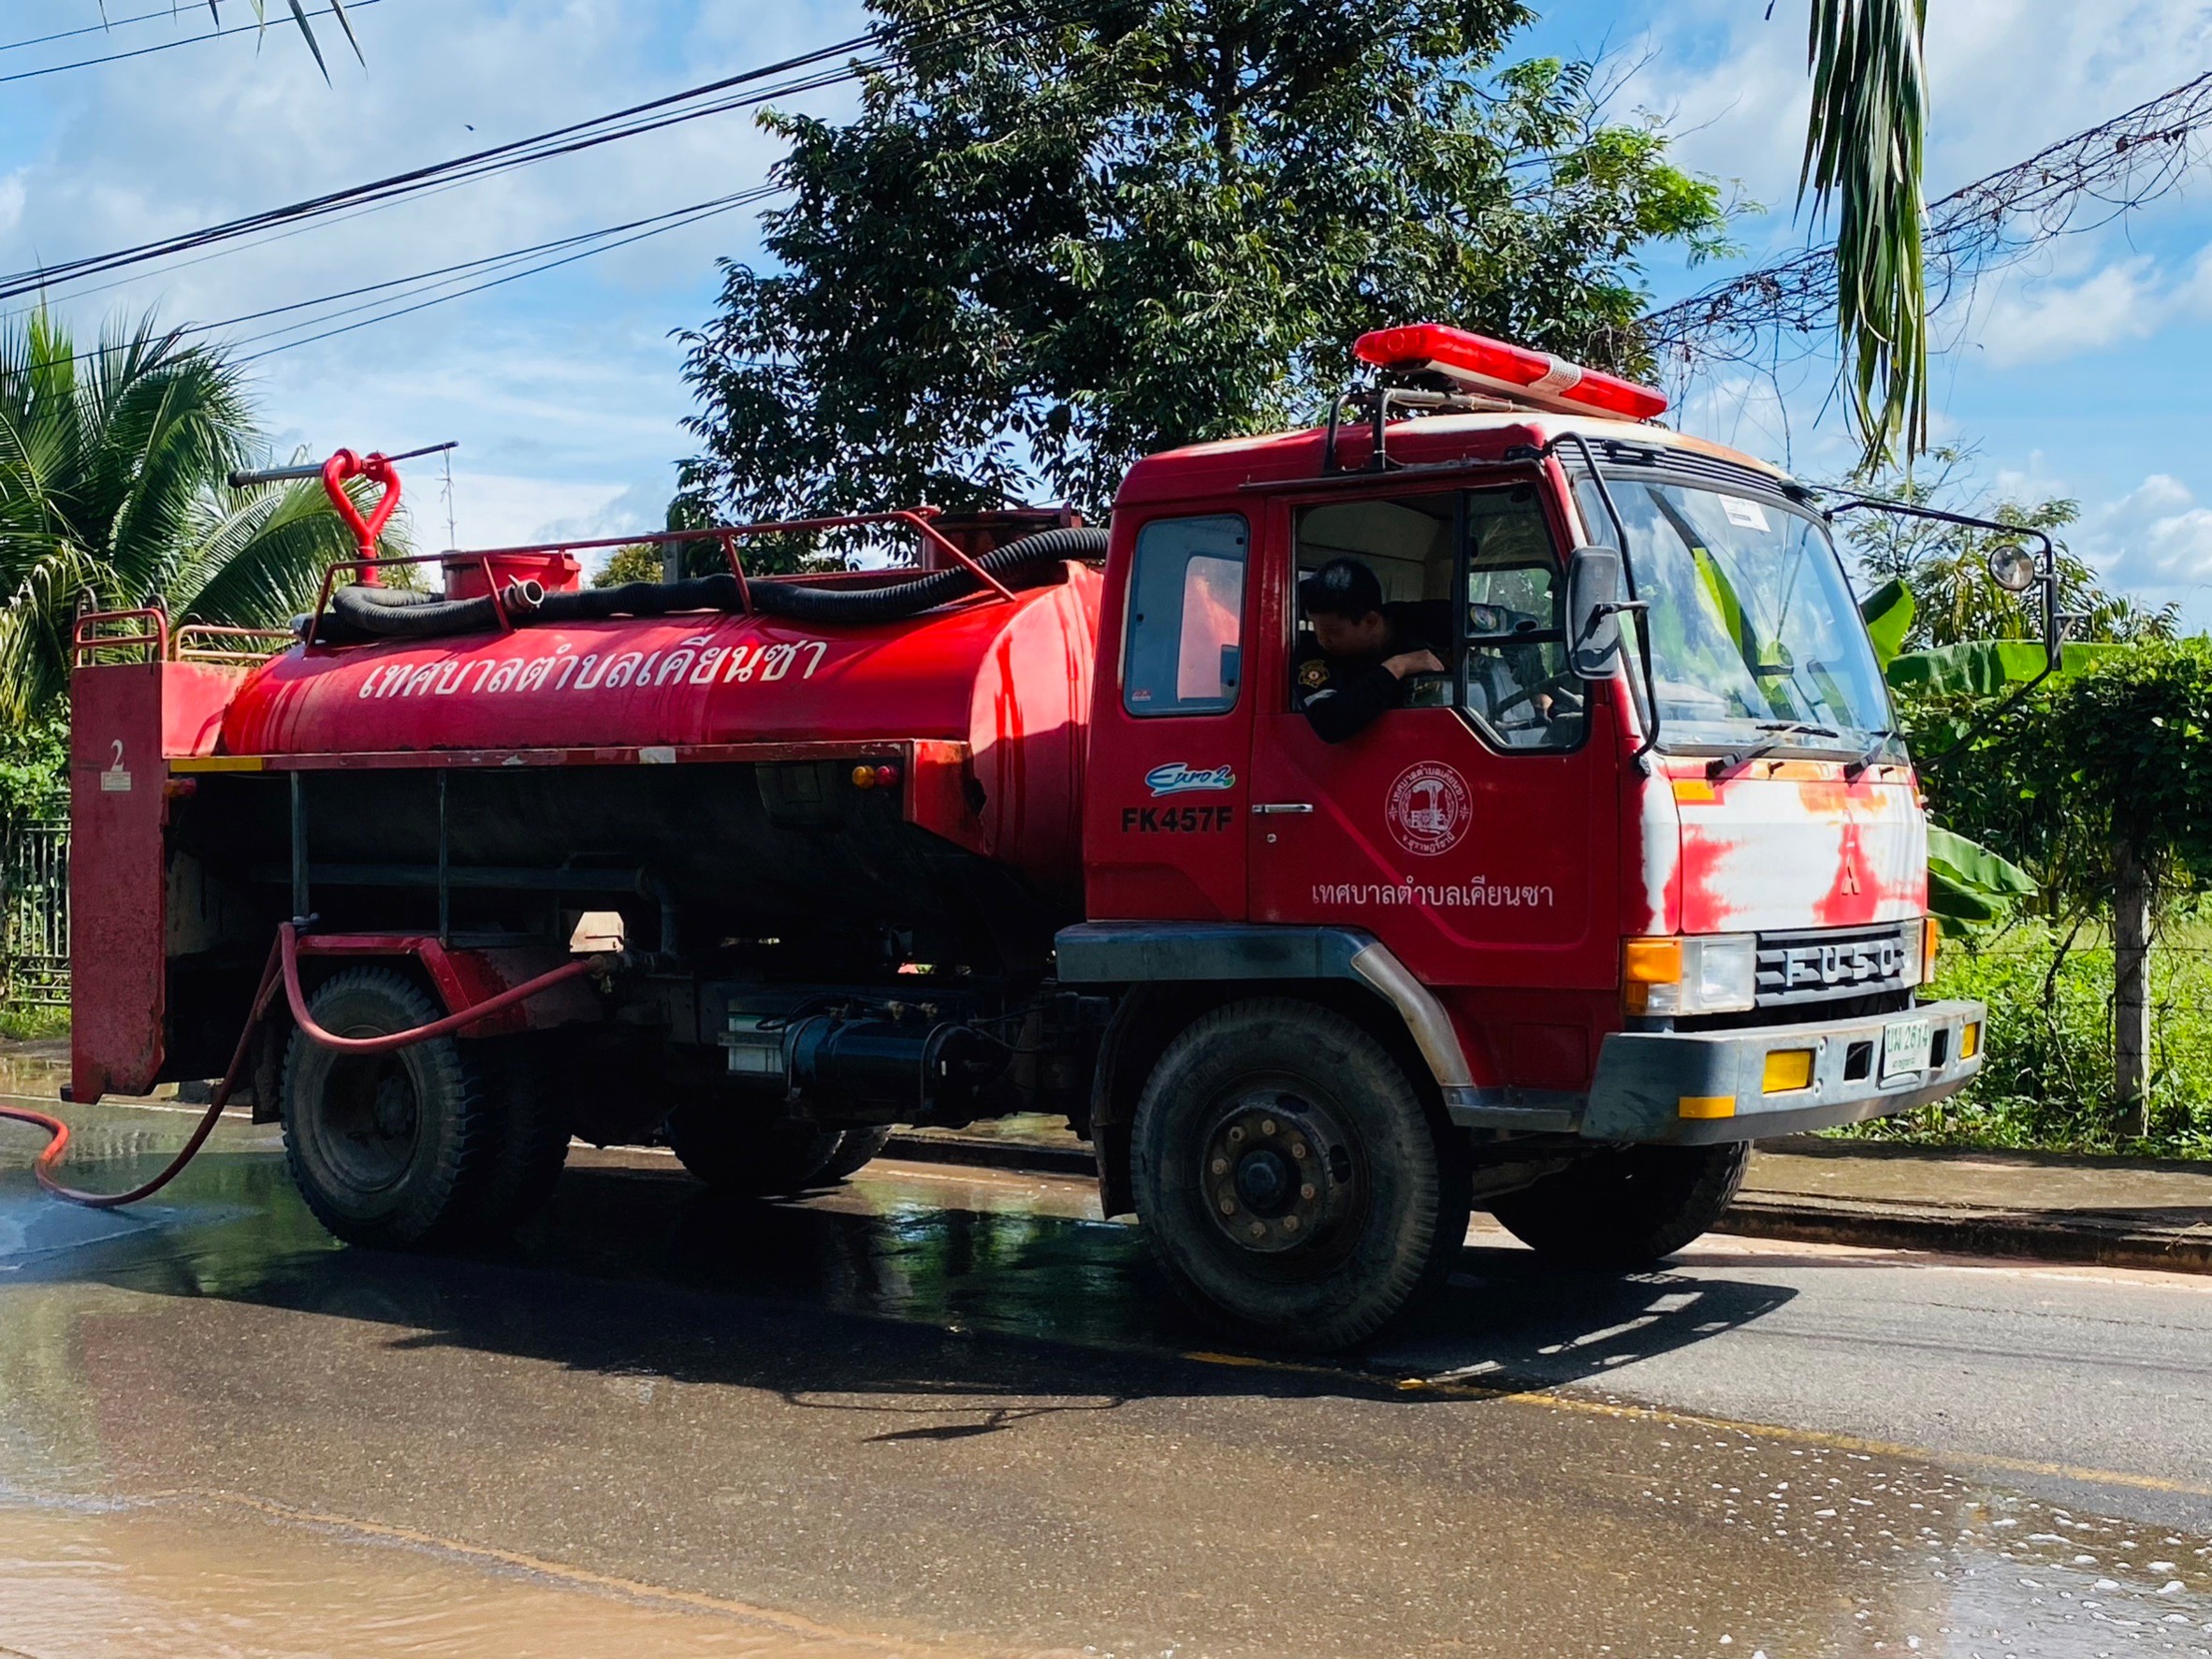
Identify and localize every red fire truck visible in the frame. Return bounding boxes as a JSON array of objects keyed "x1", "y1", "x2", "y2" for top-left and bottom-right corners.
[{"x1": 65, "y1": 325, "x2": 1987, "y2": 1347}]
